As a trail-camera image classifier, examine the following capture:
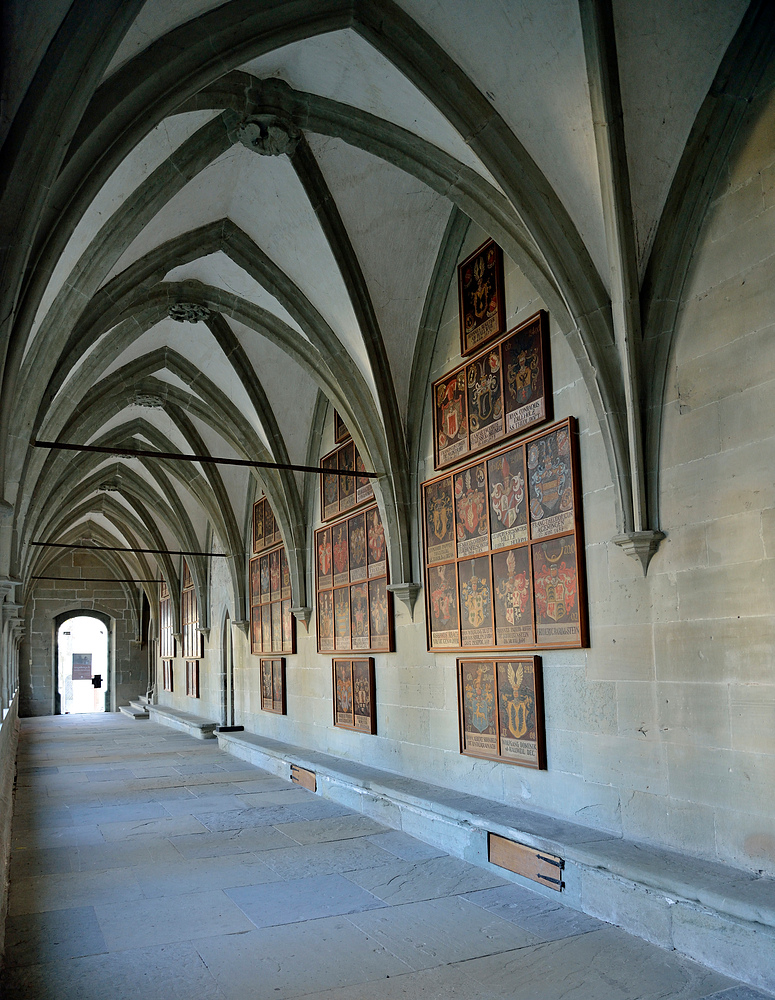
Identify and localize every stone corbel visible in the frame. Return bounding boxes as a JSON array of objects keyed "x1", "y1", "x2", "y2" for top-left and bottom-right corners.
[
  {"x1": 0, "y1": 582, "x2": 22, "y2": 607},
  {"x1": 172, "y1": 632, "x2": 182, "y2": 653},
  {"x1": 290, "y1": 606, "x2": 312, "y2": 629},
  {"x1": 3, "y1": 602, "x2": 23, "y2": 628},
  {"x1": 197, "y1": 627, "x2": 211, "y2": 641},
  {"x1": 612, "y1": 530, "x2": 665, "y2": 576},
  {"x1": 387, "y1": 583, "x2": 422, "y2": 620},
  {"x1": 231, "y1": 620, "x2": 249, "y2": 635}
]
